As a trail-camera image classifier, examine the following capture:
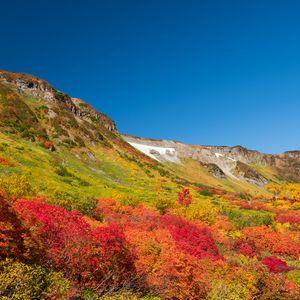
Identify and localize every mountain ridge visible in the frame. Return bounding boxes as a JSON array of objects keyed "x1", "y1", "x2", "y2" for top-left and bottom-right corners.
[{"x1": 0, "y1": 69, "x2": 300, "y2": 194}]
